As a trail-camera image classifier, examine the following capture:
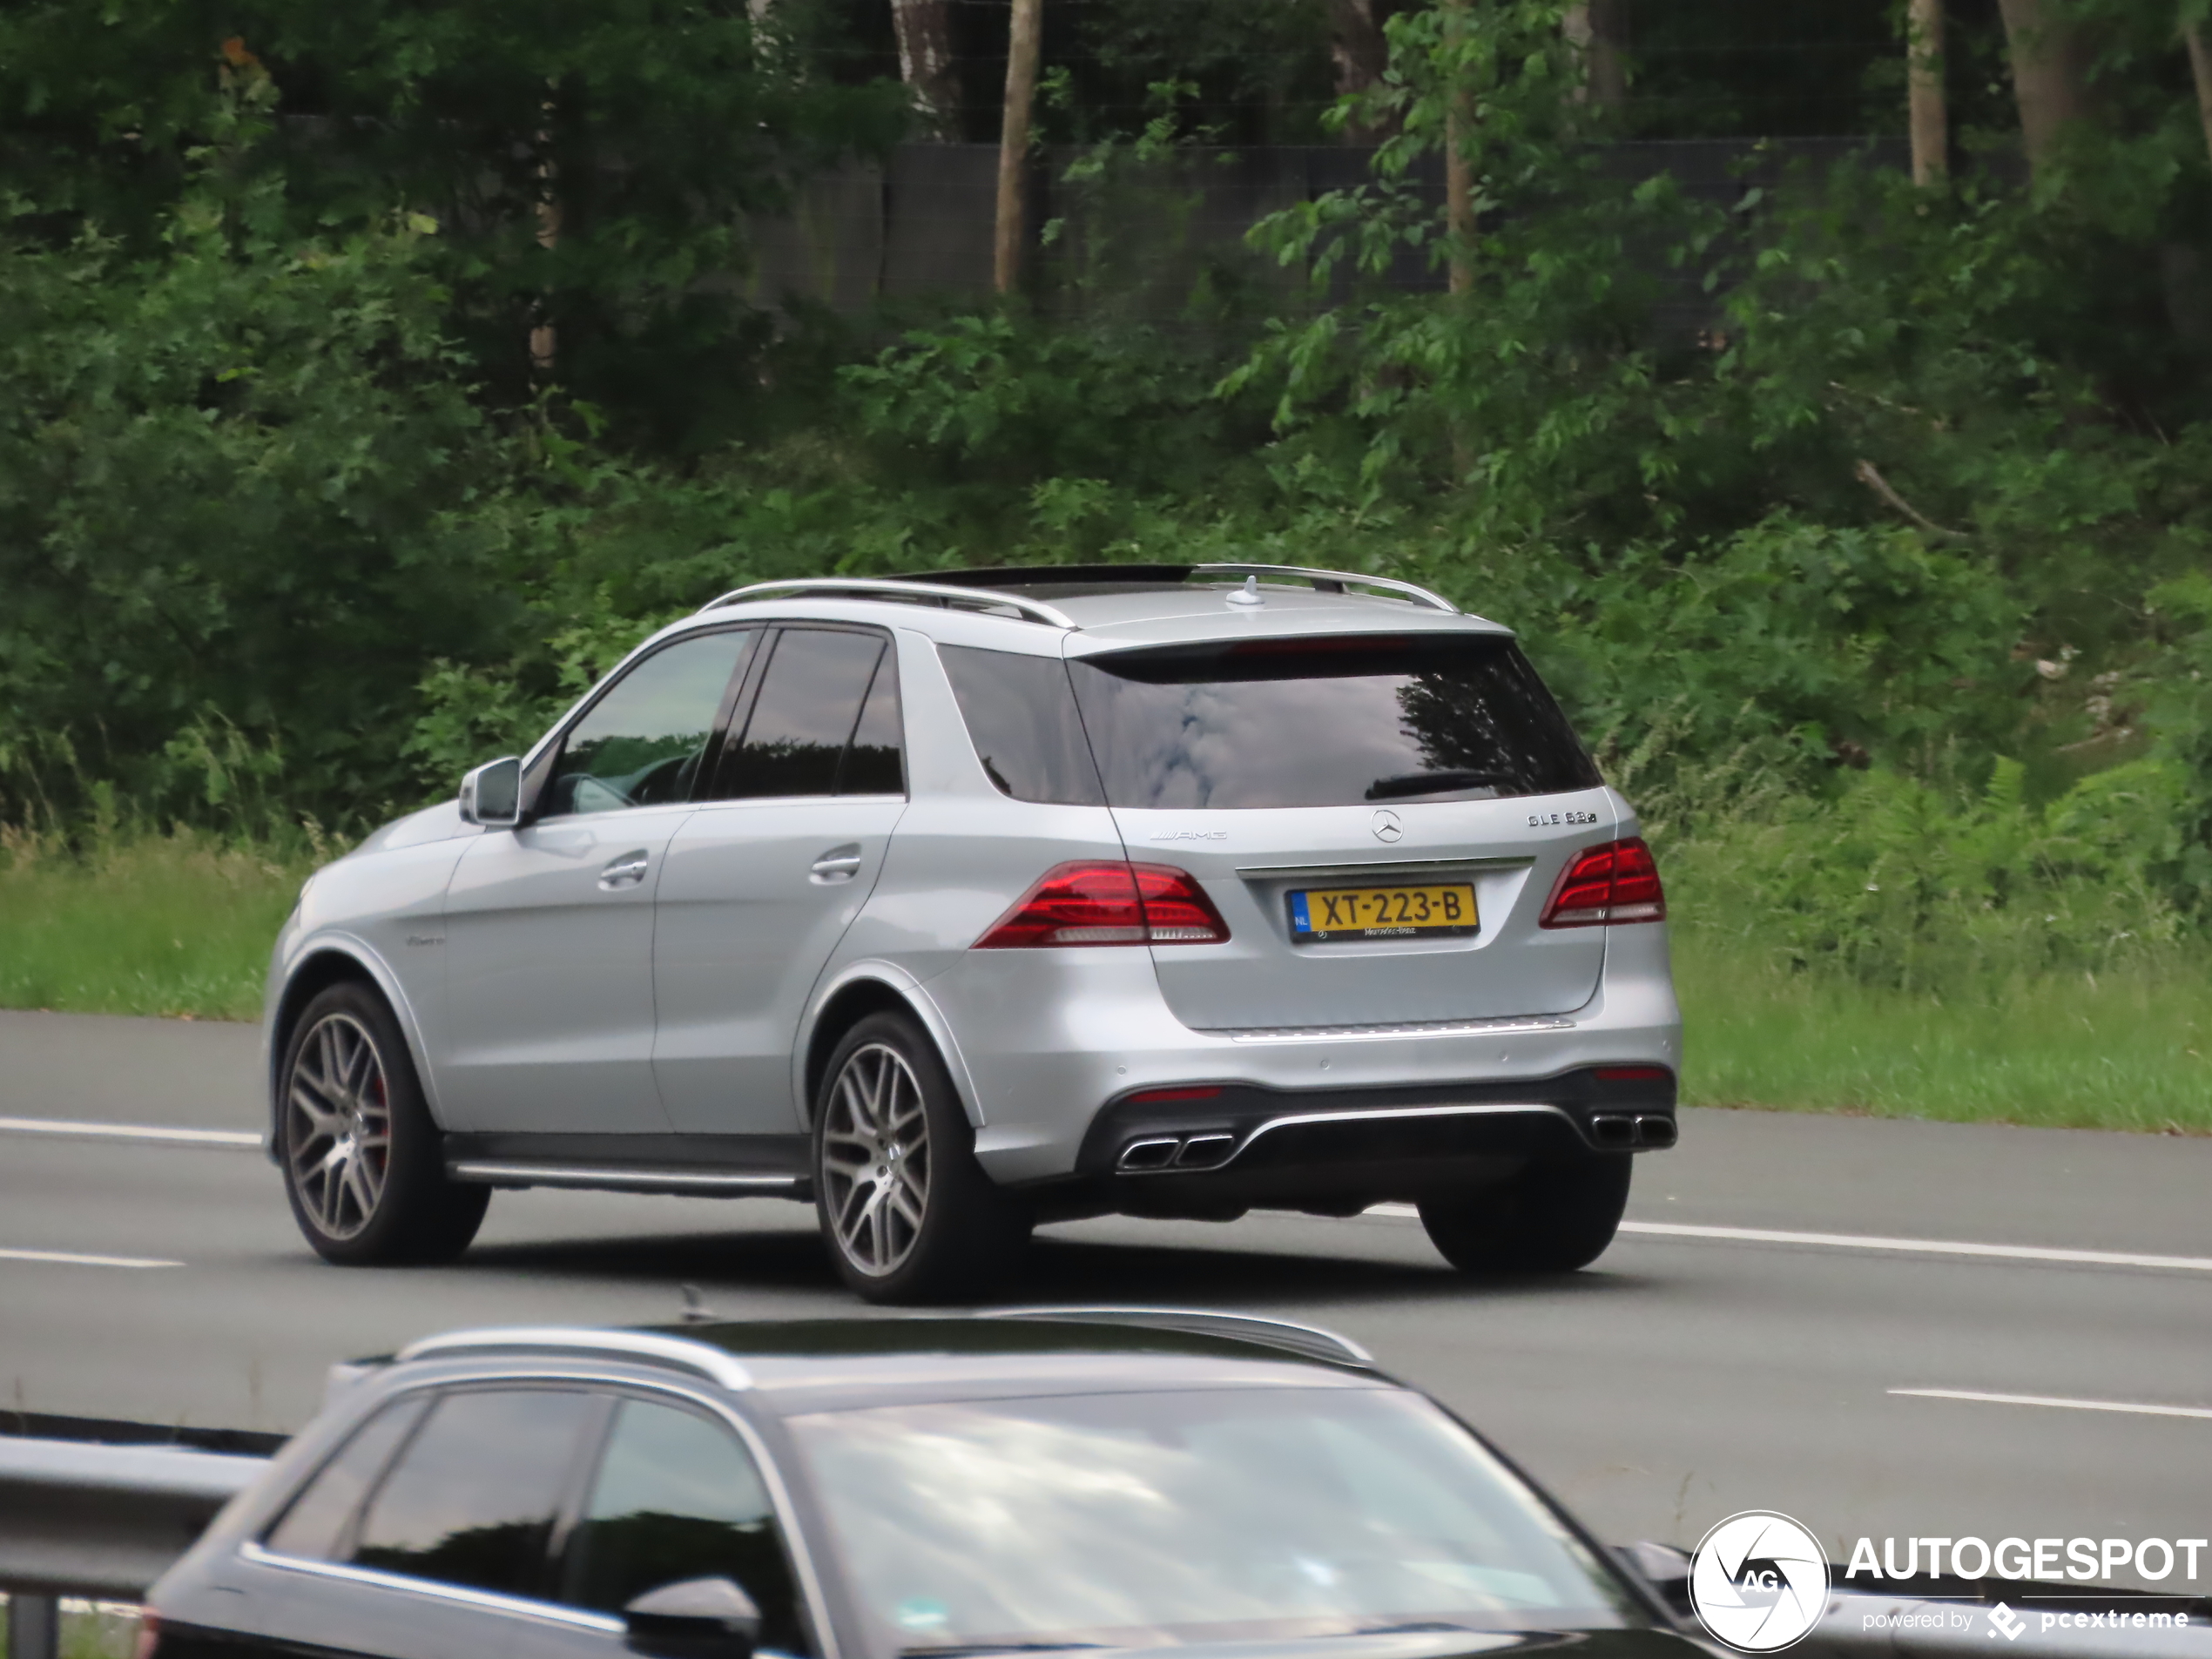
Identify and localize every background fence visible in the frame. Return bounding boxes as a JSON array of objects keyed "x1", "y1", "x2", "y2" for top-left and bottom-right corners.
[{"x1": 741, "y1": 136, "x2": 1916, "y2": 319}]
